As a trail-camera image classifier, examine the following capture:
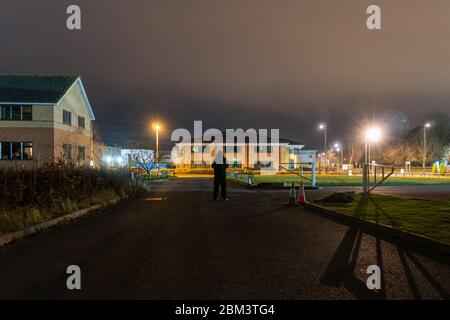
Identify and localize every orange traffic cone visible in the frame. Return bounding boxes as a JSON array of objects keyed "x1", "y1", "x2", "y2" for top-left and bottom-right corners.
[
  {"x1": 297, "y1": 181, "x2": 307, "y2": 206},
  {"x1": 286, "y1": 182, "x2": 297, "y2": 206}
]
